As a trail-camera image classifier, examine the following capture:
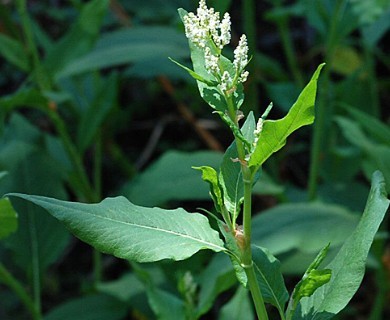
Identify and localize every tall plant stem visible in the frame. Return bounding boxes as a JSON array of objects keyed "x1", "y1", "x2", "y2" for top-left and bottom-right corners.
[
  {"x1": 308, "y1": 0, "x2": 345, "y2": 200},
  {"x1": 241, "y1": 169, "x2": 269, "y2": 320},
  {"x1": 0, "y1": 263, "x2": 42, "y2": 320},
  {"x1": 226, "y1": 95, "x2": 268, "y2": 319}
]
